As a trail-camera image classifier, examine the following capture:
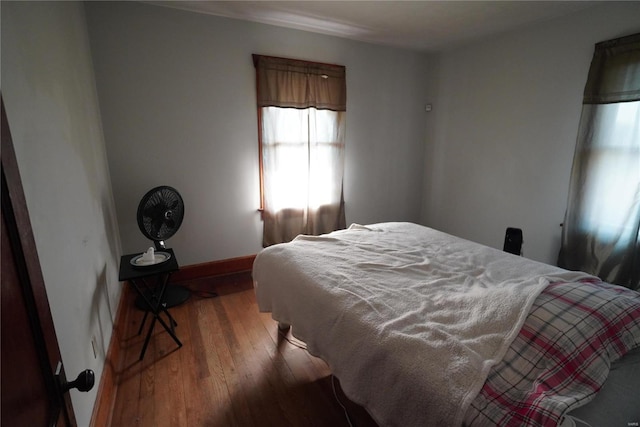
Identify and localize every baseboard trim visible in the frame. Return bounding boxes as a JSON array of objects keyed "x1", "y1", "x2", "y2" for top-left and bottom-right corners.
[{"x1": 171, "y1": 254, "x2": 256, "y2": 283}]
